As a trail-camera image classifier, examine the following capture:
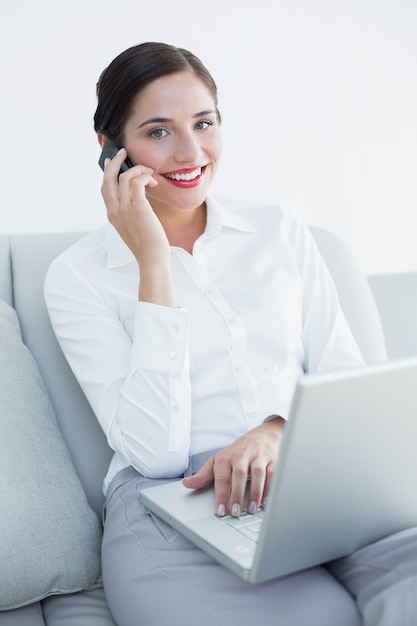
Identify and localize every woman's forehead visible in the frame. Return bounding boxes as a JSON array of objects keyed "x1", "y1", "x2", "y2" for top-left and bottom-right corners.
[{"x1": 130, "y1": 72, "x2": 215, "y2": 117}]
